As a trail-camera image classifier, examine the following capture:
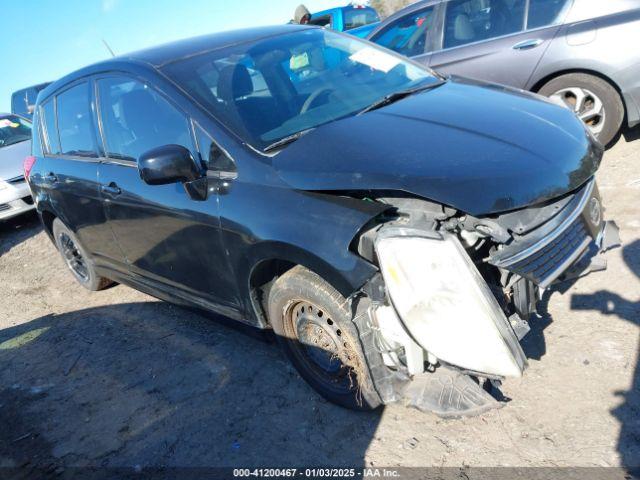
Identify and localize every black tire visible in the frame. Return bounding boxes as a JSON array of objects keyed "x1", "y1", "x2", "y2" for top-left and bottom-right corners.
[
  {"x1": 52, "y1": 218, "x2": 113, "y2": 291},
  {"x1": 268, "y1": 266, "x2": 382, "y2": 410},
  {"x1": 538, "y1": 73, "x2": 624, "y2": 147}
]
